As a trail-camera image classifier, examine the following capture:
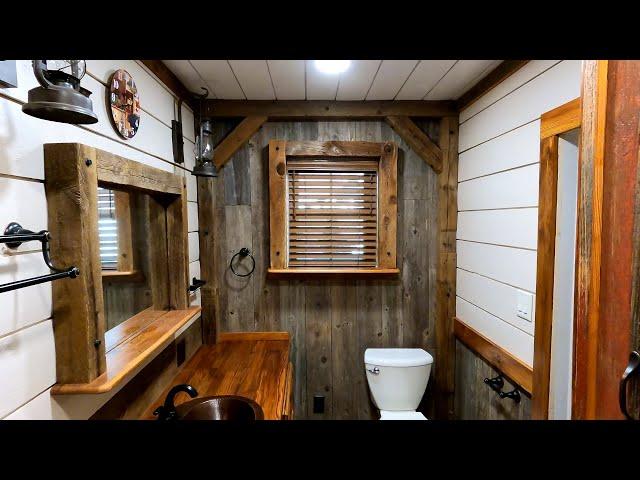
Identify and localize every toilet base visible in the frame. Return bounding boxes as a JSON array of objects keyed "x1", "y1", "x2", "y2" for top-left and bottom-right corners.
[{"x1": 379, "y1": 410, "x2": 428, "y2": 420}]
